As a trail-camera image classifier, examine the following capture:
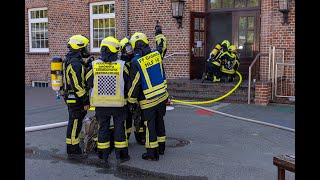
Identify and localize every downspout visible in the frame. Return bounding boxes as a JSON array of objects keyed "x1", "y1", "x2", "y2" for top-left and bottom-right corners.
[{"x1": 125, "y1": 0, "x2": 129, "y2": 36}]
